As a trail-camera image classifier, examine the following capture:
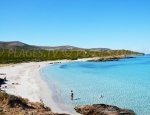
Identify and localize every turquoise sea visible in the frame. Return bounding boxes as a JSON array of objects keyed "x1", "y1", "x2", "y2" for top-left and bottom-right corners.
[{"x1": 42, "y1": 55, "x2": 150, "y2": 115}]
